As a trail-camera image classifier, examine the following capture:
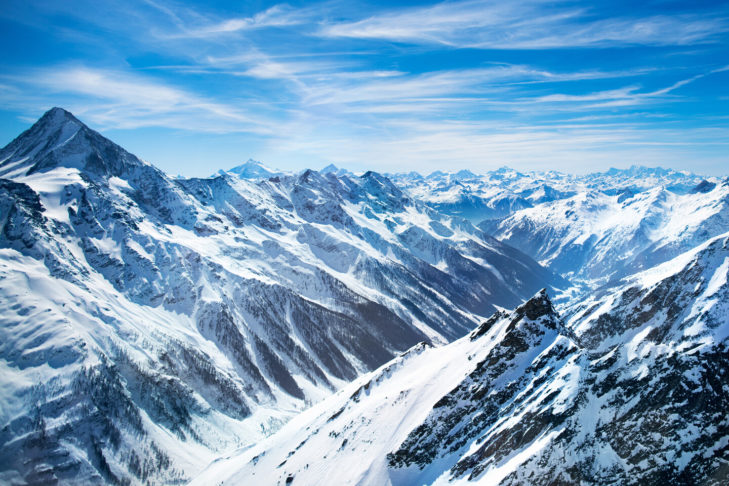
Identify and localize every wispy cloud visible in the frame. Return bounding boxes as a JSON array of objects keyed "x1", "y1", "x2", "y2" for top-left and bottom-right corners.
[
  {"x1": 521, "y1": 74, "x2": 704, "y2": 109},
  {"x1": 319, "y1": 0, "x2": 728, "y2": 49},
  {"x1": 162, "y1": 3, "x2": 319, "y2": 39},
  {"x1": 0, "y1": 66, "x2": 273, "y2": 134},
  {"x1": 295, "y1": 65, "x2": 665, "y2": 115},
  {"x1": 1, "y1": 0, "x2": 727, "y2": 175}
]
